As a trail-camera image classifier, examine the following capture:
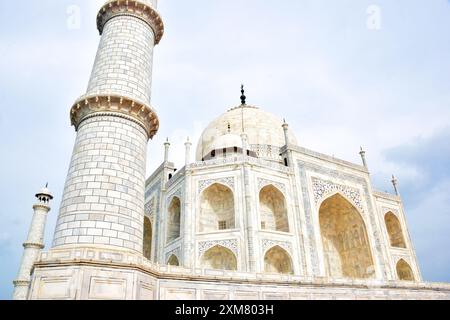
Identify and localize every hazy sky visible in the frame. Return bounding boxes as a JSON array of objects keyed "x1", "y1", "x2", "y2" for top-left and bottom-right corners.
[{"x1": 0, "y1": 0, "x2": 449, "y2": 299}]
